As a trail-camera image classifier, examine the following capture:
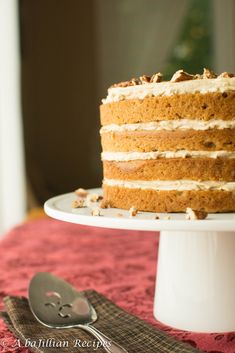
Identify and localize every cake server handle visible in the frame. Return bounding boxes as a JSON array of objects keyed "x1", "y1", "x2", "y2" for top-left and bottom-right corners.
[{"x1": 79, "y1": 323, "x2": 129, "y2": 353}]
